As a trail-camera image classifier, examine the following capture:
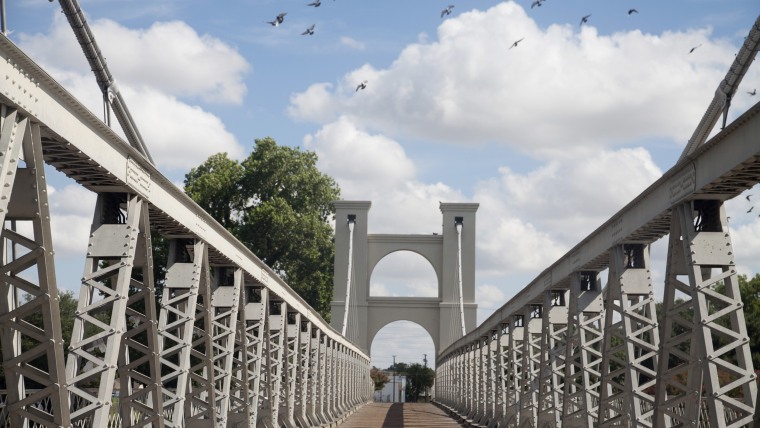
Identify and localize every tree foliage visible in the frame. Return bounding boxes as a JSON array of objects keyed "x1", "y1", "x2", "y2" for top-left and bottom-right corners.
[
  {"x1": 184, "y1": 138, "x2": 340, "y2": 319},
  {"x1": 386, "y1": 362, "x2": 434, "y2": 402},
  {"x1": 370, "y1": 367, "x2": 390, "y2": 391}
]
